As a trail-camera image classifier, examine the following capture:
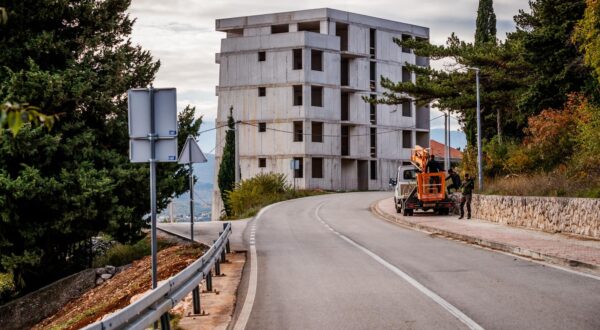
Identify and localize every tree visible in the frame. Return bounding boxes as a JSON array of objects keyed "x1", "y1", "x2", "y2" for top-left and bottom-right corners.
[
  {"x1": 511, "y1": 0, "x2": 598, "y2": 115},
  {"x1": 218, "y1": 106, "x2": 236, "y2": 217},
  {"x1": 0, "y1": 0, "x2": 201, "y2": 296},
  {"x1": 573, "y1": 0, "x2": 600, "y2": 82},
  {"x1": 475, "y1": 0, "x2": 497, "y2": 45}
]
